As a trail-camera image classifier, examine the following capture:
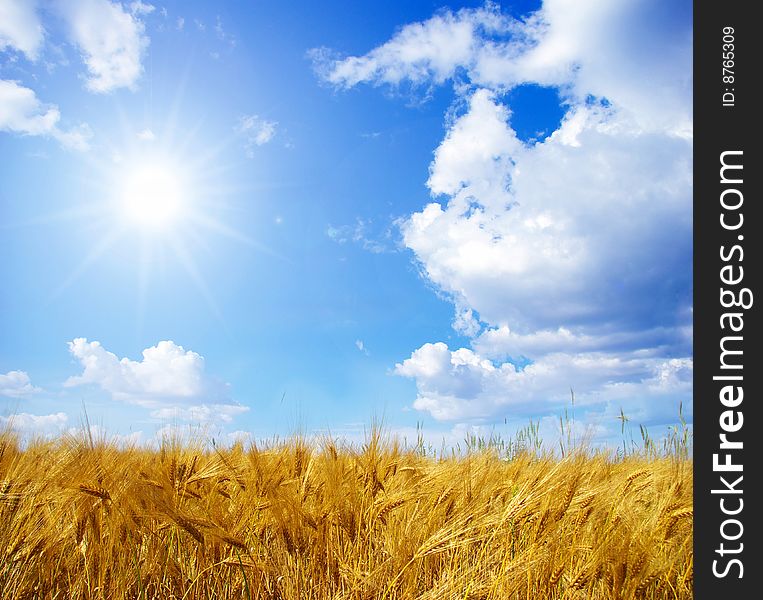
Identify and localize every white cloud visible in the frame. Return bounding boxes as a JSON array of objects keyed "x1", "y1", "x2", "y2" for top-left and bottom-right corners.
[
  {"x1": 427, "y1": 88, "x2": 521, "y2": 208},
  {"x1": 214, "y1": 15, "x2": 235, "y2": 47},
  {"x1": 57, "y1": 0, "x2": 149, "y2": 93},
  {"x1": 1, "y1": 412, "x2": 68, "y2": 434},
  {"x1": 176, "y1": 17, "x2": 185, "y2": 31},
  {"x1": 317, "y1": 1, "x2": 692, "y2": 429},
  {"x1": 236, "y1": 114, "x2": 277, "y2": 156},
  {"x1": 315, "y1": 1, "x2": 691, "y2": 136},
  {"x1": 154, "y1": 423, "x2": 216, "y2": 445},
  {"x1": 112, "y1": 430, "x2": 143, "y2": 445},
  {"x1": 0, "y1": 370, "x2": 41, "y2": 398},
  {"x1": 227, "y1": 430, "x2": 251, "y2": 444},
  {"x1": 473, "y1": 324, "x2": 692, "y2": 360},
  {"x1": 0, "y1": 79, "x2": 92, "y2": 150},
  {"x1": 150, "y1": 403, "x2": 249, "y2": 424},
  {"x1": 136, "y1": 127, "x2": 155, "y2": 141},
  {"x1": 395, "y1": 342, "x2": 692, "y2": 422},
  {"x1": 65, "y1": 424, "x2": 145, "y2": 447},
  {"x1": 402, "y1": 91, "x2": 691, "y2": 341},
  {"x1": 0, "y1": 0, "x2": 44, "y2": 60},
  {"x1": 398, "y1": 93, "x2": 692, "y2": 423},
  {"x1": 1, "y1": 80, "x2": 59, "y2": 135},
  {"x1": 326, "y1": 218, "x2": 395, "y2": 254},
  {"x1": 129, "y1": 1, "x2": 155, "y2": 16},
  {"x1": 452, "y1": 306, "x2": 481, "y2": 338},
  {"x1": 492, "y1": 0, "x2": 692, "y2": 136},
  {"x1": 64, "y1": 338, "x2": 232, "y2": 407},
  {"x1": 355, "y1": 340, "x2": 369, "y2": 355},
  {"x1": 53, "y1": 122, "x2": 93, "y2": 150},
  {"x1": 310, "y1": 5, "x2": 511, "y2": 90},
  {"x1": 63, "y1": 338, "x2": 249, "y2": 429}
]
